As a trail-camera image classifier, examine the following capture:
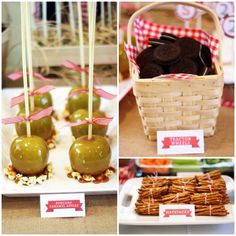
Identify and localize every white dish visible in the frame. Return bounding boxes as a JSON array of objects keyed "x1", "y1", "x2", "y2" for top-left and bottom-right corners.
[
  {"x1": 119, "y1": 78, "x2": 132, "y2": 101},
  {"x1": 119, "y1": 177, "x2": 234, "y2": 225},
  {"x1": 2, "y1": 86, "x2": 117, "y2": 196}
]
